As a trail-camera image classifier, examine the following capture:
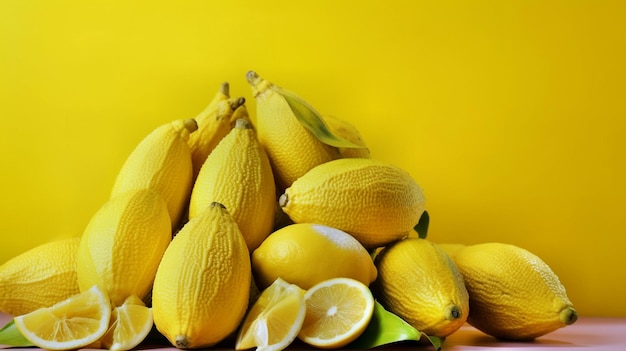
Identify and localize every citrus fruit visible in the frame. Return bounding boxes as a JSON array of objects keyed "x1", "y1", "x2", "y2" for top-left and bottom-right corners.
[
  {"x1": 101, "y1": 295, "x2": 153, "y2": 351},
  {"x1": 76, "y1": 188, "x2": 171, "y2": 307},
  {"x1": 189, "y1": 118, "x2": 276, "y2": 251},
  {"x1": 0, "y1": 237, "x2": 80, "y2": 316},
  {"x1": 189, "y1": 95, "x2": 249, "y2": 180},
  {"x1": 152, "y1": 202, "x2": 251, "y2": 349},
  {"x1": 187, "y1": 82, "x2": 241, "y2": 179},
  {"x1": 453, "y1": 242, "x2": 578, "y2": 340},
  {"x1": 373, "y1": 238, "x2": 469, "y2": 337},
  {"x1": 279, "y1": 158, "x2": 425, "y2": 249},
  {"x1": 110, "y1": 118, "x2": 197, "y2": 228},
  {"x1": 251, "y1": 223, "x2": 377, "y2": 290},
  {"x1": 236, "y1": 278, "x2": 306, "y2": 351},
  {"x1": 13, "y1": 285, "x2": 111, "y2": 350},
  {"x1": 298, "y1": 277, "x2": 374, "y2": 349},
  {"x1": 247, "y1": 71, "x2": 340, "y2": 192}
]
